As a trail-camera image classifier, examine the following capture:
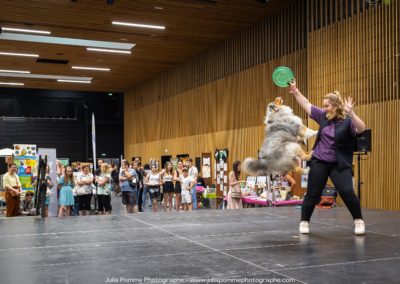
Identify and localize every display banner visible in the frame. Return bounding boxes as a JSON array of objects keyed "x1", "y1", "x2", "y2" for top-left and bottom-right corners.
[
  {"x1": 57, "y1": 158, "x2": 70, "y2": 167},
  {"x1": 38, "y1": 148, "x2": 58, "y2": 217},
  {"x1": 92, "y1": 113, "x2": 97, "y2": 171},
  {"x1": 13, "y1": 144, "x2": 37, "y2": 191}
]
